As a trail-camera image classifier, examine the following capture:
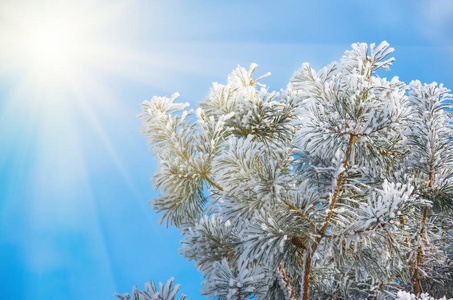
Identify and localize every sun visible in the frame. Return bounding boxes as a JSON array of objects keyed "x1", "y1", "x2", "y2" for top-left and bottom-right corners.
[
  {"x1": 24, "y1": 18, "x2": 79, "y2": 76},
  {"x1": 0, "y1": 0, "x2": 124, "y2": 91}
]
